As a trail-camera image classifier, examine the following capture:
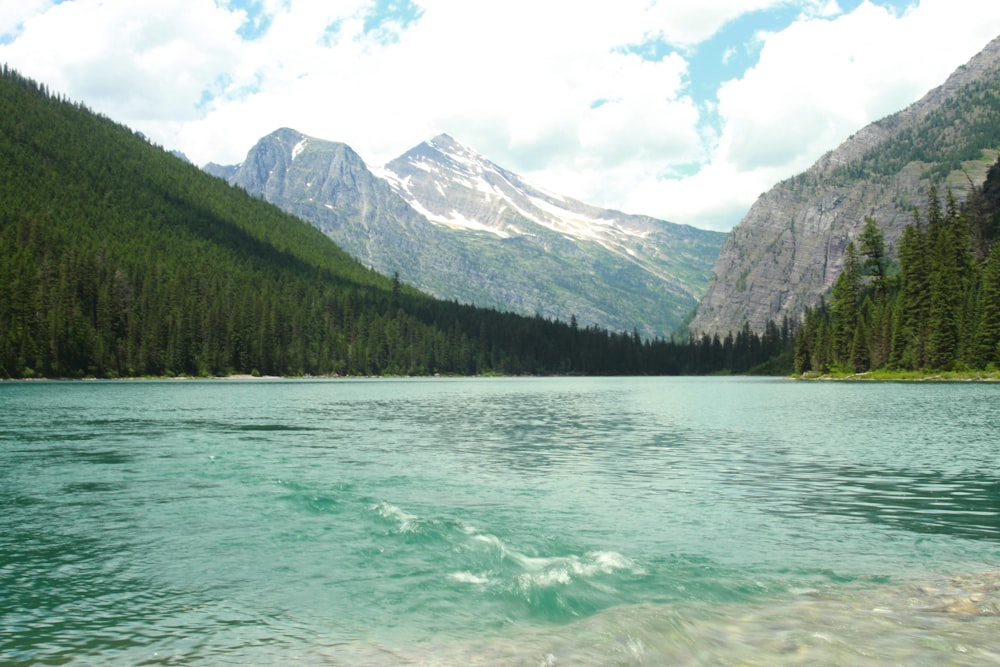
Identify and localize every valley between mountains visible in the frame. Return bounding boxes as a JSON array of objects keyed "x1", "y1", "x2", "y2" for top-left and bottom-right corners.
[
  {"x1": 206, "y1": 130, "x2": 725, "y2": 339},
  {"x1": 203, "y1": 33, "x2": 1000, "y2": 343}
]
